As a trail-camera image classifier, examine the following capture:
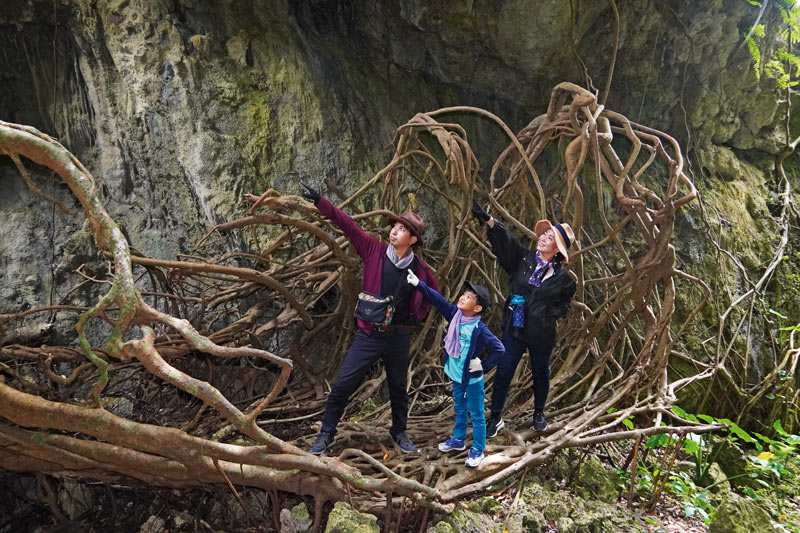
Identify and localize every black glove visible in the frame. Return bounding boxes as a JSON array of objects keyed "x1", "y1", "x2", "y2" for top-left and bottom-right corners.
[
  {"x1": 300, "y1": 182, "x2": 321, "y2": 203},
  {"x1": 471, "y1": 200, "x2": 491, "y2": 222}
]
